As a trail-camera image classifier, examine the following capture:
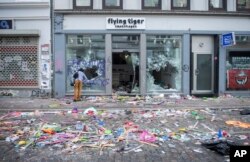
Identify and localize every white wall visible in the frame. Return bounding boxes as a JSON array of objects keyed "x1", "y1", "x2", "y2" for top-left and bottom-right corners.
[
  {"x1": 0, "y1": 6, "x2": 50, "y2": 43},
  {"x1": 63, "y1": 15, "x2": 250, "y2": 32},
  {"x1": 16, "y1": 20, "x2": 50, "y2": 44},
  {"x1": 0, "y1": 8, "x2": 49, "y2": 17}
]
